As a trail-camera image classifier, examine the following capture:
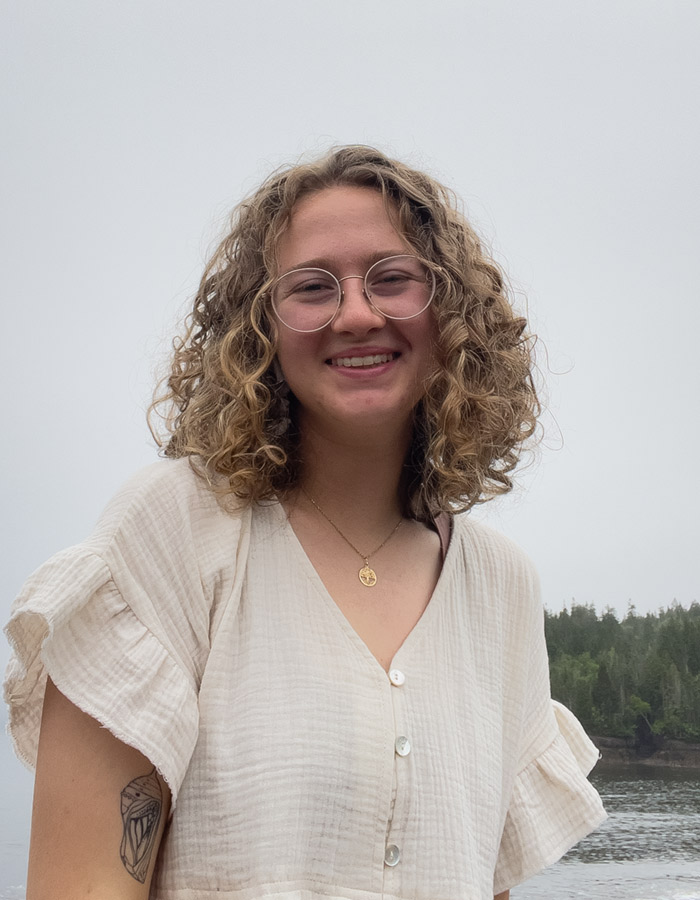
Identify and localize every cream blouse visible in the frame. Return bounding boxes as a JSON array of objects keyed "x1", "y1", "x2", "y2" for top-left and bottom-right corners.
[{"x1": 4, "y1": 458, "x2": 606, "y2": 899}]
